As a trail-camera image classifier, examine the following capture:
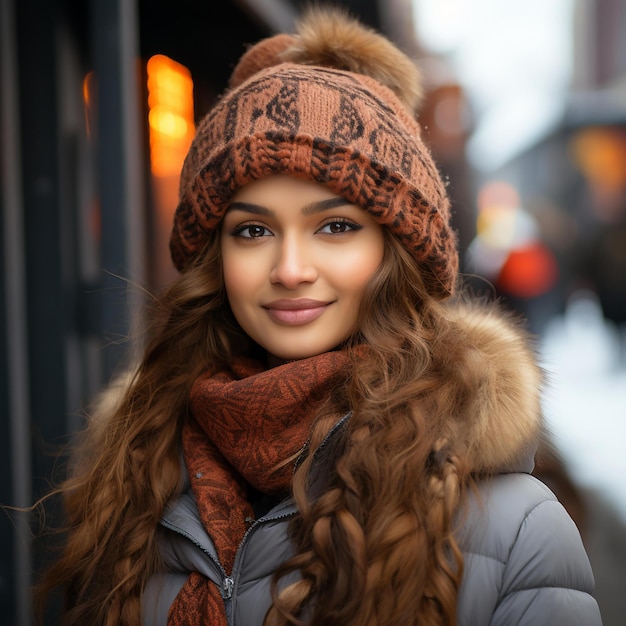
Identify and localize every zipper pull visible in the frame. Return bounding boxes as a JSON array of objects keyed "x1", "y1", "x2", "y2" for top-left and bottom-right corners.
[{"x1": 221, "y1": 576, "x2": 234, "y2": 600}]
